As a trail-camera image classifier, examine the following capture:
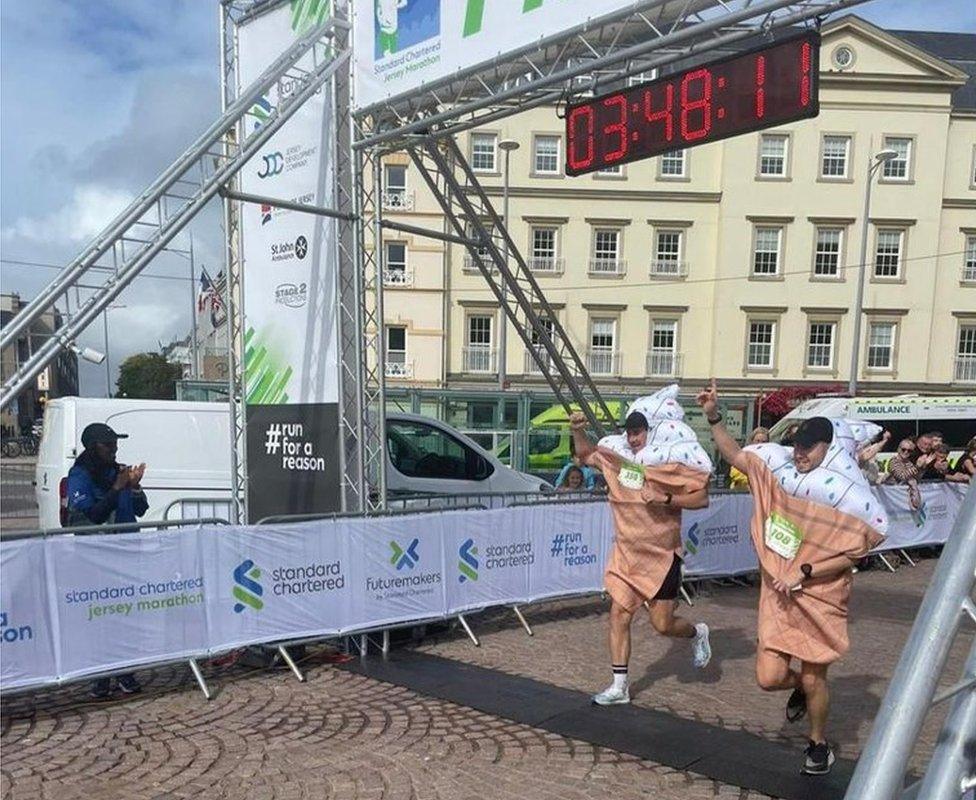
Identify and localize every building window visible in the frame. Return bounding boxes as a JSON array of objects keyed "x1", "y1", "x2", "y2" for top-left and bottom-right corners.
[
  {"x1": 597, "y1": 164, "x2": 622, "y2": 176},
  {"x1": 383, "y1": 164, "x2": 412, "y2": 210},
  {"x1": 752, "y1": 226, "x2": 782, "y2": 276},
  {"x1": 465, "y1": 315, "x2": 493, "y2": 372},
  {"x1": 867, "y1": 322, "x2": 895, "y2": 370},
  {"x1": 821, "y1": 135, "x2": 851, "y2": 178},
  {"x1": 464, "y1": 223, "x2": 496, "y2": 271},
  {"x1": 588, "y1": 318, "x2": 617, "y2": 375},
  {"x1": 806, "y1": 322, "x2": 835, "y2": 369},
  {"x1": 758, "y1": 134, "x2": 789, "y2": 177},
  {"x1": 591, "y1": 229, "x2": 622, "y2": 273},
  {"x1": 529, "y1": 226, "x2": 560, "y2": 272},
  {"x1": 471, "y1": 133, "x2": 497, "y2": 172},
  {"x1": 647, "y1": 319, "x2": 678, "y2": 376},
  {"x1": 385, "y1": 326, "x2": 409, "y2": 377},
  {"x1": 964, "y1": 235, "x2": 976, "y2": 282},
  {"x1": 533, "y1": 135, "x2": 561, "y2": 174},
  {"x1": 526, "y1": 316, "x2": 556, "y2": 374},
  {"x1": 957, "y1": 325, "x2": 976, "y2": 382},
  {"x1": 874, "y1": 229, "x2": 903, "y2": 278},
  {"x1": 659, "y1": 149, "x2": 686, "y2": 177},
  {"x1": 651, "y1": 229, "x2": 684, "y2": 276},
  {"x1": 747, "y1": 321, "x2": 775, "y2": 368},
  {"x1": 384, "y1": 241, "x2": 409, "y2": 285},
  {"x1": 881, "y1": 136, "x2": 912, "y2": 181},
  {"x1": 814, "y1": 228, "x2": 843, "y2": 277}
]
